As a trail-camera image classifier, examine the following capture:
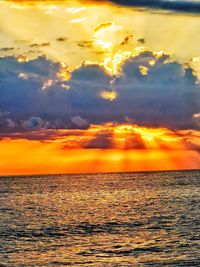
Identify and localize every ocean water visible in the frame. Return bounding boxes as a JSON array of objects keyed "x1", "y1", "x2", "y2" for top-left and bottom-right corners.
[{"x1": 0, "y1": 170, "x2": 200, "y2": 267}]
